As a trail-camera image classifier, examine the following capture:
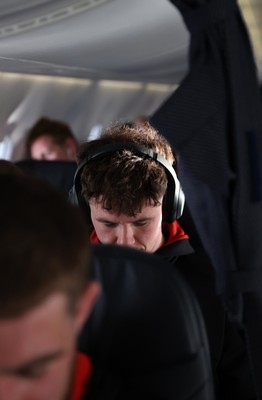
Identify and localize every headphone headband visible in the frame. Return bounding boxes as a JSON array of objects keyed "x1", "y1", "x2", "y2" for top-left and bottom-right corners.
[{"x1": 75, "y1": 142, "x2": 172, "y2": 175}]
